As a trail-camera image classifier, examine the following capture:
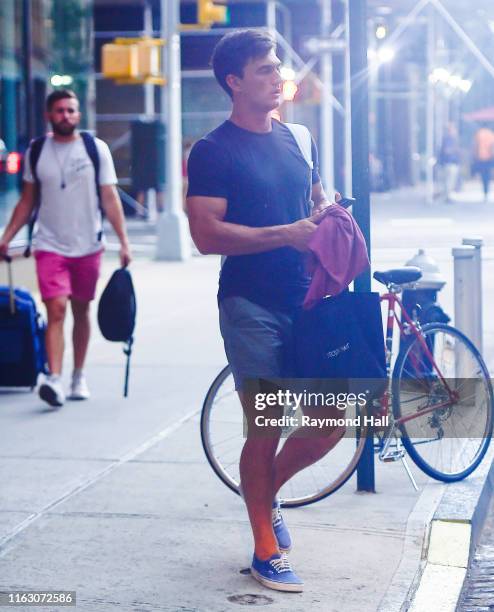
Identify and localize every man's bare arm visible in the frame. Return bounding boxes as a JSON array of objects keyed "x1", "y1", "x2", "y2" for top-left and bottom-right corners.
[
  {"x1": 311, "y1": 182, "x2": 340, "y2": 214},
  {"x1": 100, "y1": 184, "x2": 132, "y2": 266},
  {"x1": 0, "y1": 182, "x2": 37, "y2": 254},
  {"x1": 187, "y1": 195, "x2": 324, "y2": 256}
]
